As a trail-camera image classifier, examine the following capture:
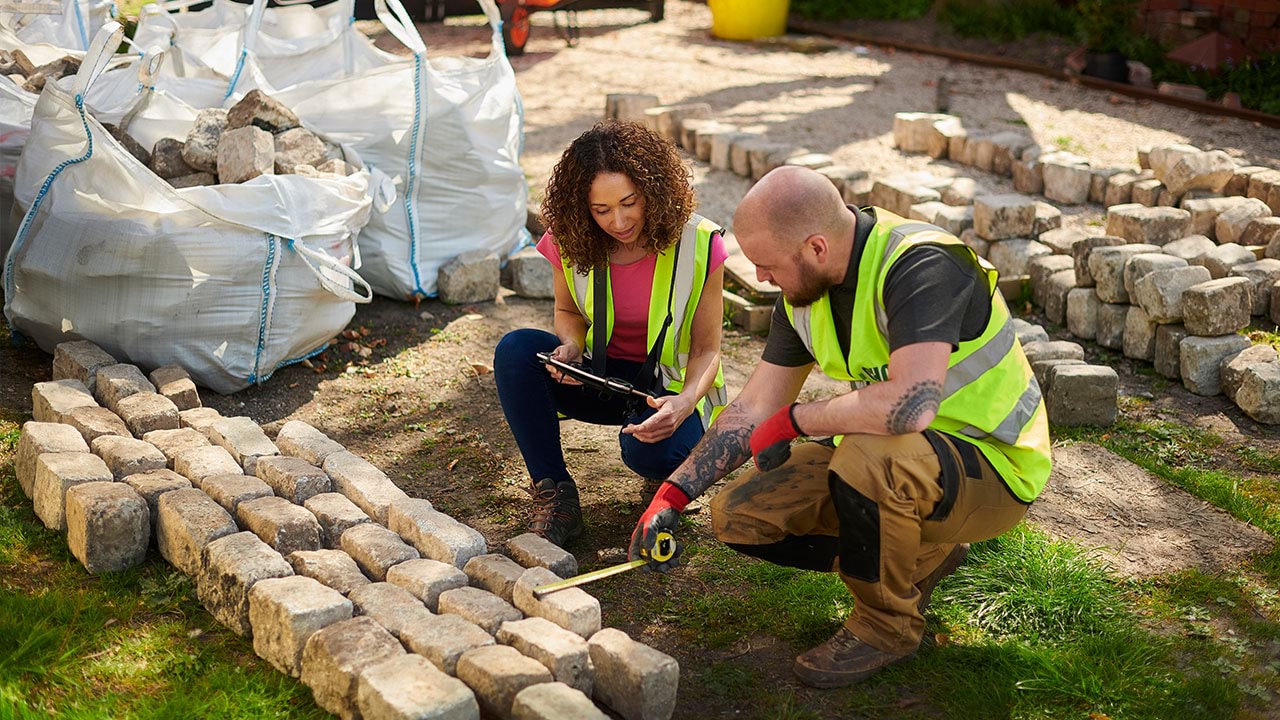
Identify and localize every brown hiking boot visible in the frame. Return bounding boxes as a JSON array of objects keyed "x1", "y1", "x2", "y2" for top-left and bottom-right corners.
[
  {"x1": 527, "y1": 478, "x2": 584, "y2": 547},
  {"x1": 916, "y1": 543, "x2": 969, "y2": 614},
  {"x1": 793, "y1": 627, "x2": 914, "y2": 688}
]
